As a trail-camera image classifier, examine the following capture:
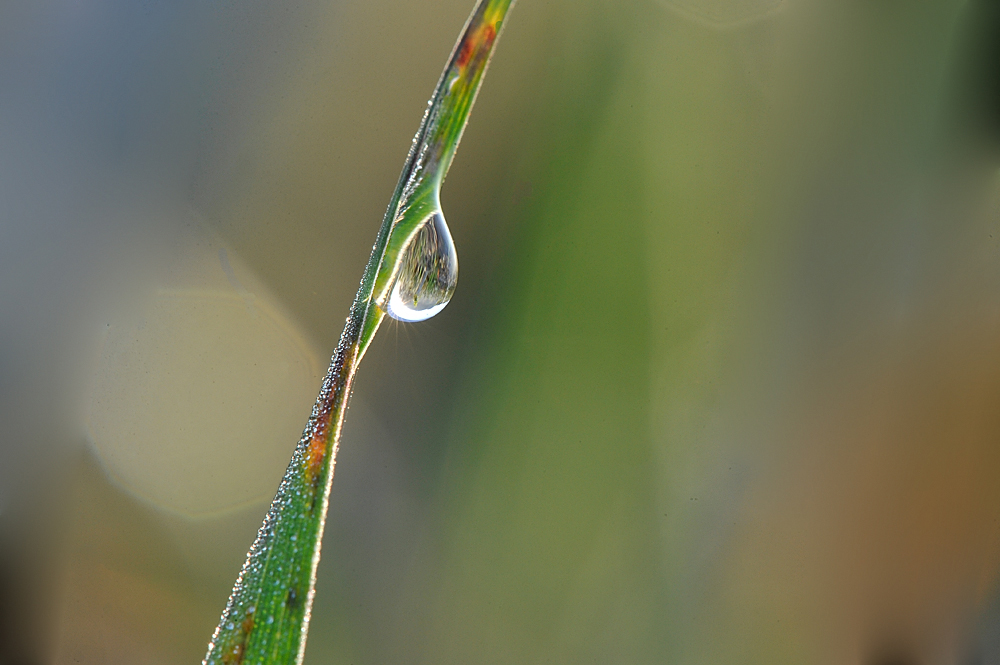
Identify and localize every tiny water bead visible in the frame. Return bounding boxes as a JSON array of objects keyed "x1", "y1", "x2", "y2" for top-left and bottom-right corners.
[{"x1": 385, "y1": 210, "x2": 458, "y2": 322}]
